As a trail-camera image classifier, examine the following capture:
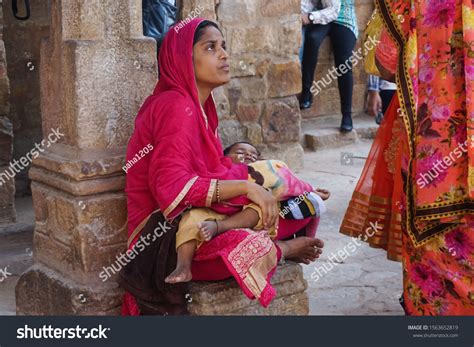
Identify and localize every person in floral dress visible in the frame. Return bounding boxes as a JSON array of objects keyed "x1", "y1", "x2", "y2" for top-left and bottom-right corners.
[{"x1": 340, "y1": 0, "x2": 474, "y2": 315}]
